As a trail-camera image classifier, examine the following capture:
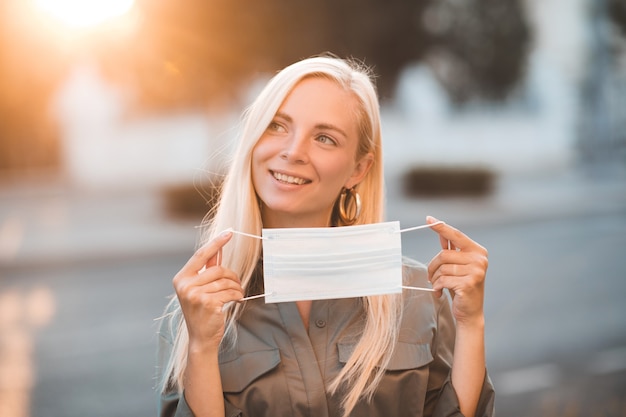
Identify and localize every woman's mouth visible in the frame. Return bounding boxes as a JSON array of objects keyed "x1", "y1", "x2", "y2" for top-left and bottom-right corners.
[{"x1": 271, "y1": 171, "x2": 311, "y2": 185}]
